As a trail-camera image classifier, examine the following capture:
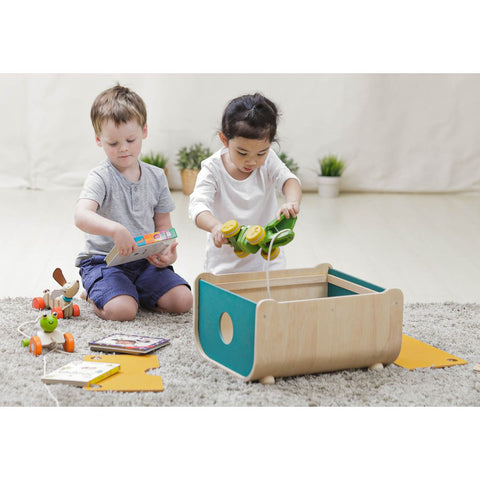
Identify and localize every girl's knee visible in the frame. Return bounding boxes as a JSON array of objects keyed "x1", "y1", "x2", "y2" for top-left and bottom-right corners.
[{"x1": 100, "y1": 295, "x2": 138, "y2": 321}]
